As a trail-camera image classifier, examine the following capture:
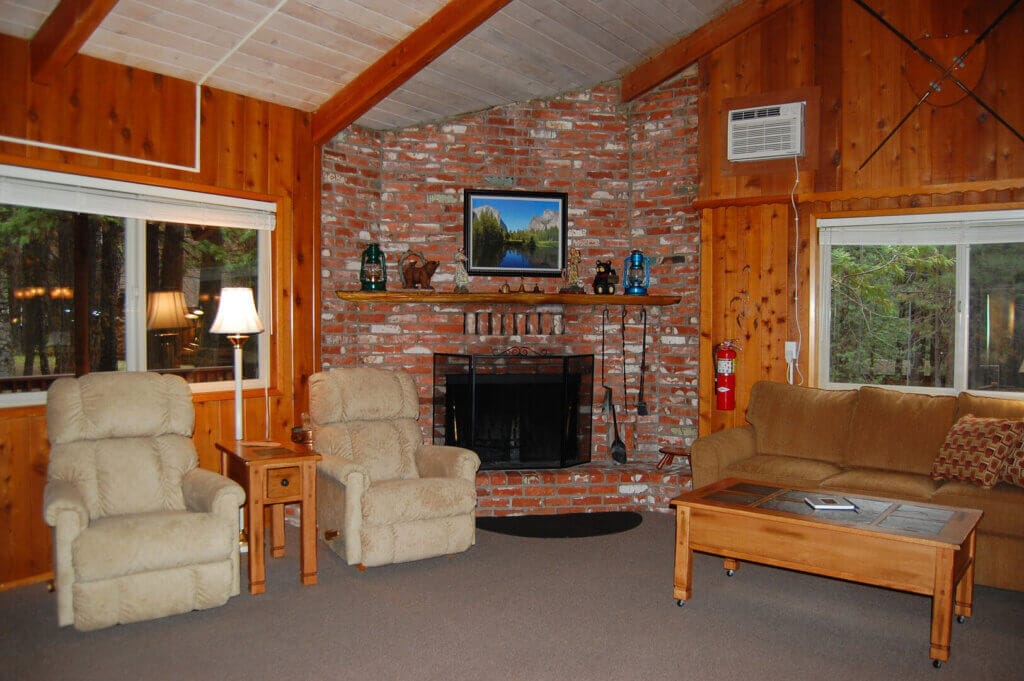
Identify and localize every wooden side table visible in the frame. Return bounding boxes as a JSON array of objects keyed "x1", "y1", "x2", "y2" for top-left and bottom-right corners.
[{"x1": 216, "y1": 441, "x2": 321, "y2": 595}]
